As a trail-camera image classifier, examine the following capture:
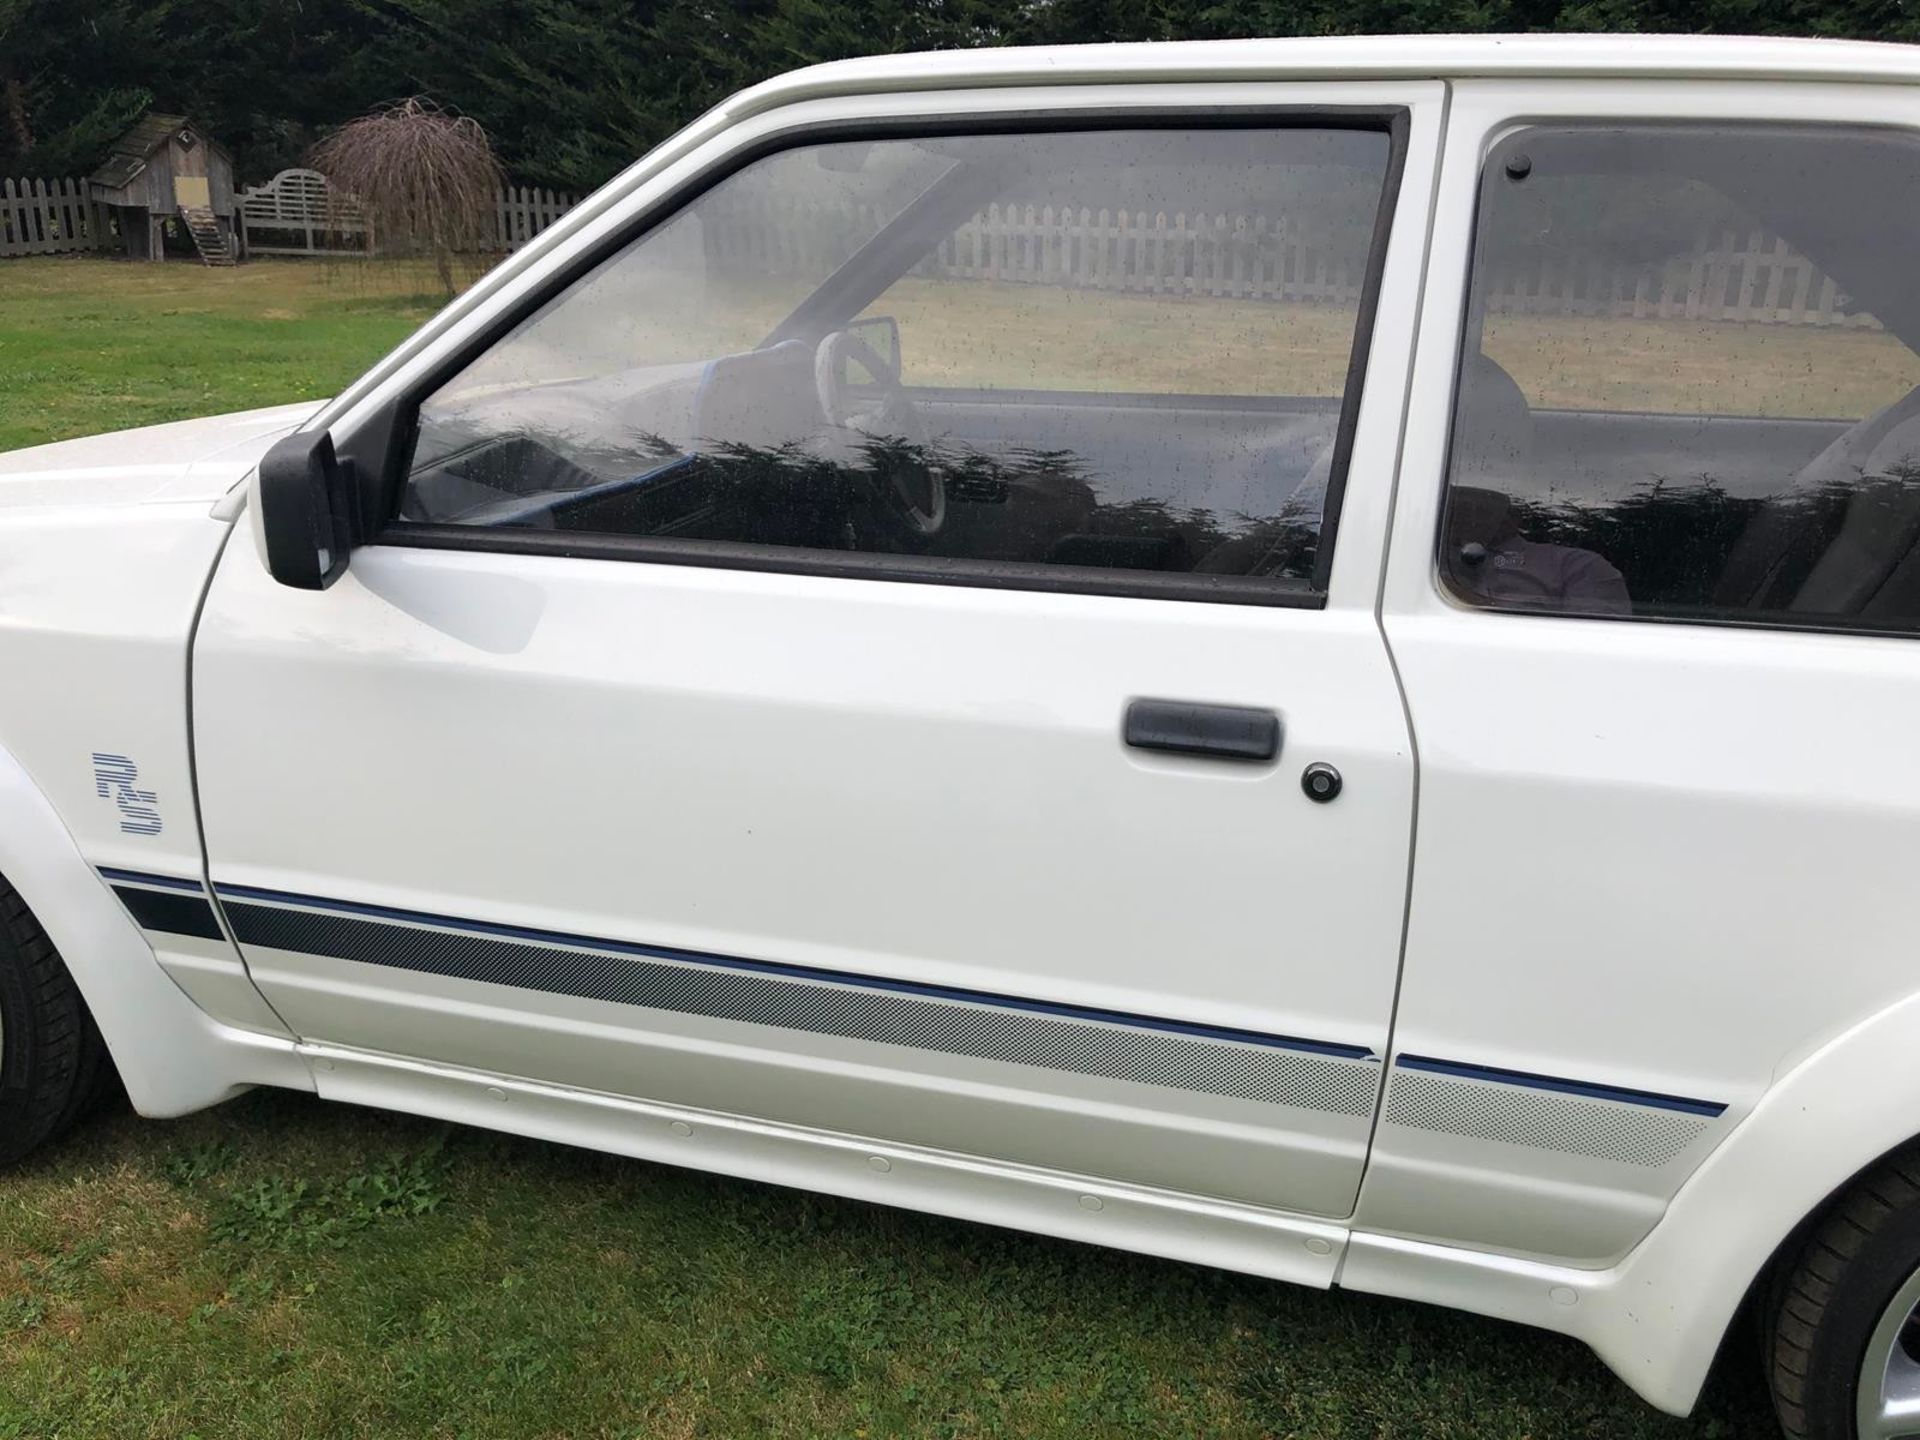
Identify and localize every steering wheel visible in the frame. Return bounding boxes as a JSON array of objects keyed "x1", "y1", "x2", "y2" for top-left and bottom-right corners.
[{"x1": 813, "y1": 328, "x2": 945, "y2": 538}]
